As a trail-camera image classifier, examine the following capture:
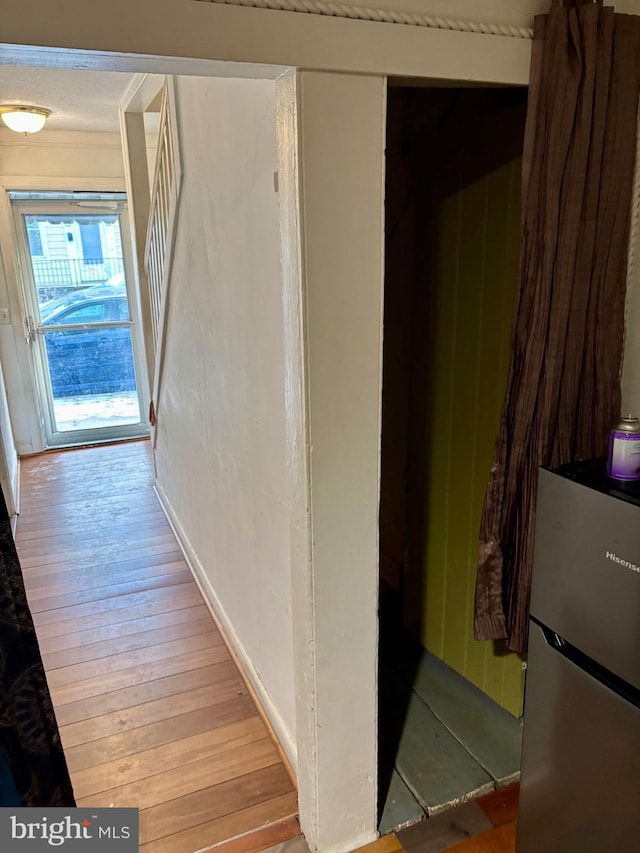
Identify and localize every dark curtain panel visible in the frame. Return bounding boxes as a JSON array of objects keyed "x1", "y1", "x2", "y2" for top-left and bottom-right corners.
[
  {"x1": 0, "y1": 490, "x2": 75, "y2": 805},
  {"x1": 475, "y1": 0, "x2": 640, "y2": 653}
]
